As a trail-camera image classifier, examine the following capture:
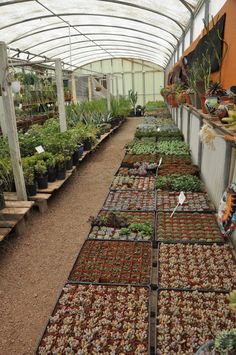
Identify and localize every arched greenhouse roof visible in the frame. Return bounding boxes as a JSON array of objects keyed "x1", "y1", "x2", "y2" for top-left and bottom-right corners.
[{"x1": 0, "y1": 0, "x2": 202, "y2": 69}]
